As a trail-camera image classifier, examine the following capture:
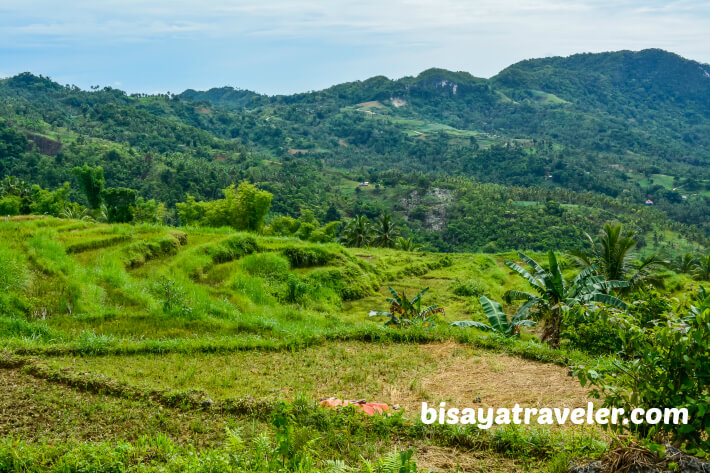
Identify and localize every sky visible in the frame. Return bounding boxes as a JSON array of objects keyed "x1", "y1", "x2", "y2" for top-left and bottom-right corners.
[{"x1": 1, "y1": 0, "x2": 710, "y2": 95}]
